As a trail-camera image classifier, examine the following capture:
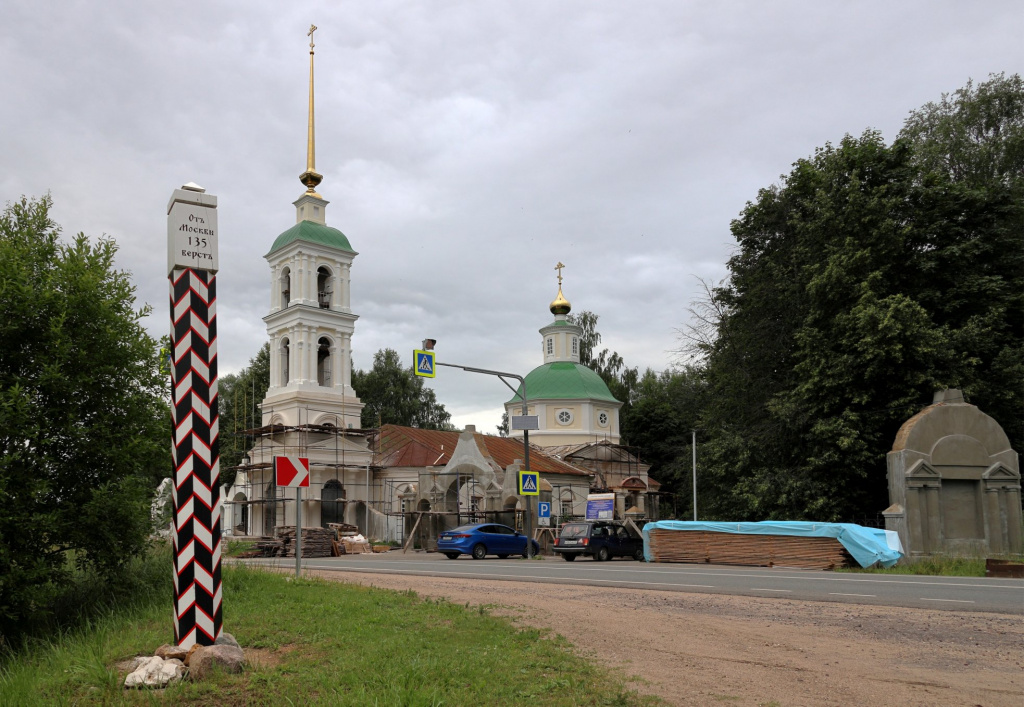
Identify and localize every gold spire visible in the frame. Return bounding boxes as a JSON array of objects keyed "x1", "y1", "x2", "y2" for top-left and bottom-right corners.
[
  {"x1": 299, "y1": 24, "x2": 323, "y2": 197},
  {"x1": 550, "y1": 261, "x2": 571, "y2": 315}
]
